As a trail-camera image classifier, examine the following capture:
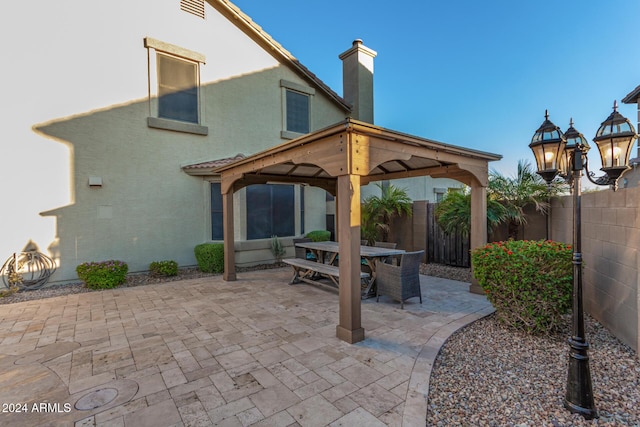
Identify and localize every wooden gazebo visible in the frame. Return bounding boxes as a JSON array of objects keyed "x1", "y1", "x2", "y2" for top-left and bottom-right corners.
[{"x1": 215, "y1": 118, "x2": 501, "y2": 344}]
